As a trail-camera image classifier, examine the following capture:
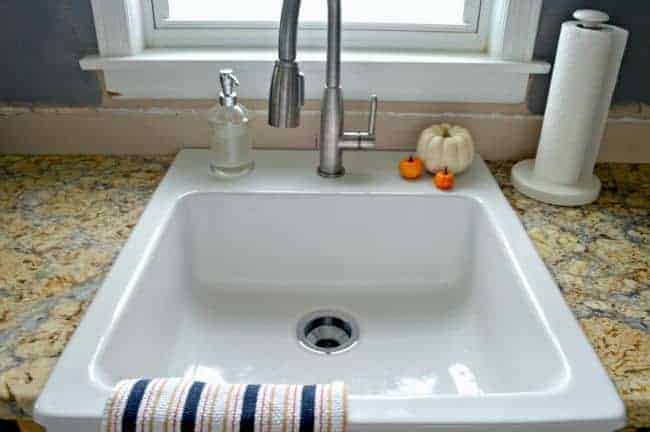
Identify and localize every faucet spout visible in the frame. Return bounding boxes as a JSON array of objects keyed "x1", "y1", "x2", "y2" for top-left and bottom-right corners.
[
  {"x1": 276, "y1": 0, "x2": 341, "y2": 87},
  {"x1": 269, "y1": 0, "x2": 377, "y2": 177},
  {"x1": 277, "y1": 0, "x2": 300, "y2": 63},
  {"x1": 325, "y1": 0, "x2": 341, "y2": 88}
]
